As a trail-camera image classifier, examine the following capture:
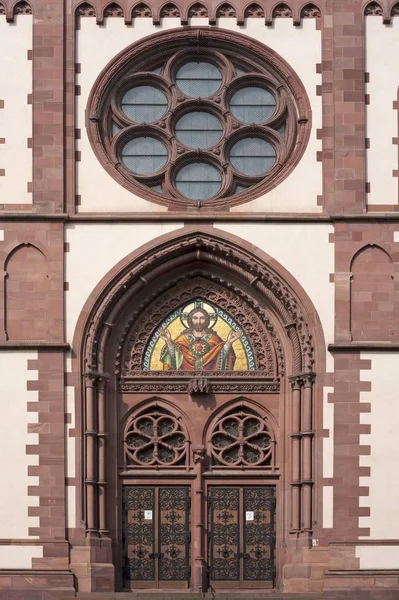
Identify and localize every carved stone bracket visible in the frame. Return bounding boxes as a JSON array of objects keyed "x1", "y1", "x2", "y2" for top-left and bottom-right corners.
[{"x1": 188, "y1": 377, "x2": 211, "y2": 395}]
